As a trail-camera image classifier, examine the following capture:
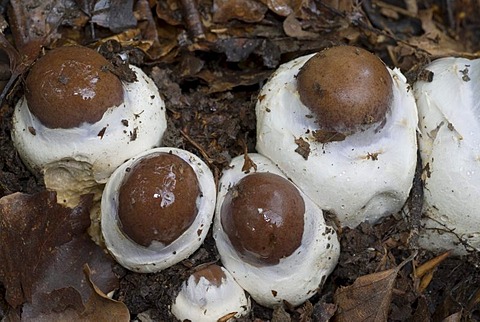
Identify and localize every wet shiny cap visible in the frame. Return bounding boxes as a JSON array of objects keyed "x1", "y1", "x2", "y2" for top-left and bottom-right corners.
[
  {"x1": 220, "y1": 172, "x2": 305, "y2": 266},
  {"x1": 192, "y1": 264, "x2": 227, "y2": 287},
  {"x1": 118, "y1": 152, "x2": 200, "y2": 247},
  {"x1": 297, "y1": 46, "x2": 393, "y2": 134},
  {"x1": 25, "y1": 46, "x2": 124, "y2": 129}
]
